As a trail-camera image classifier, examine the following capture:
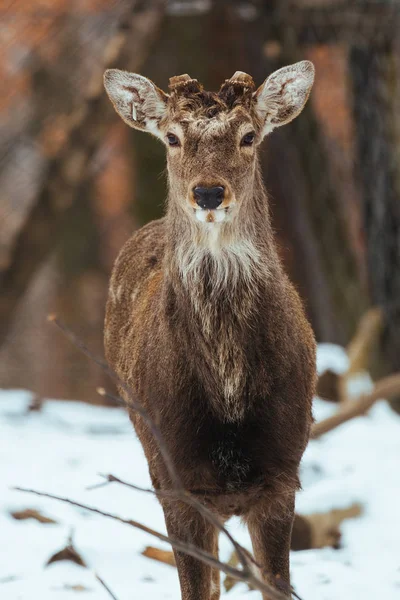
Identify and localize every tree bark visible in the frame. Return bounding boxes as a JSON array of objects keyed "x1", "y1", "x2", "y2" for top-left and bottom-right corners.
[
  {"x1": 349, "y1": 42, "x2": 400, "y2": 391},
  {"x1": 0, "y1": 0, "x2": 166, "y2": 347},
  {"x1": 259, "y1": 2, "x2": 368, "y2": 342},
  {"x1": 289, "y1": 0, "x2": 399, "y2": 46}
]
